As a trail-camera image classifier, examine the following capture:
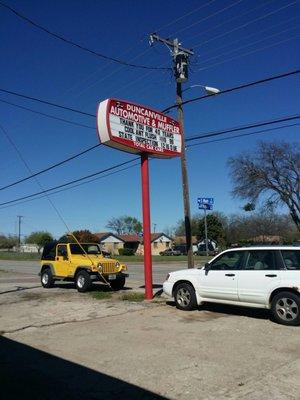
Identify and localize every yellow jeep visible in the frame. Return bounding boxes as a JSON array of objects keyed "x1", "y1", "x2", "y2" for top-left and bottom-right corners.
[{"x1": 40, "y1": 241, "x2": 128, "y2": 292}]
